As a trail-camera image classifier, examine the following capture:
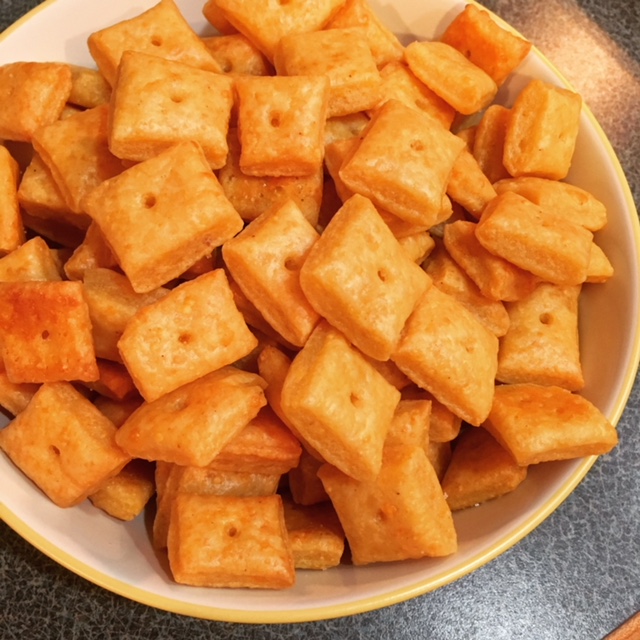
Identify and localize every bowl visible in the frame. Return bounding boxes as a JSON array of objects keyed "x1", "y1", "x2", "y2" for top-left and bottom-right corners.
[{"x1": 1, "y1": 0, "x2": 639, "y2": 624}]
